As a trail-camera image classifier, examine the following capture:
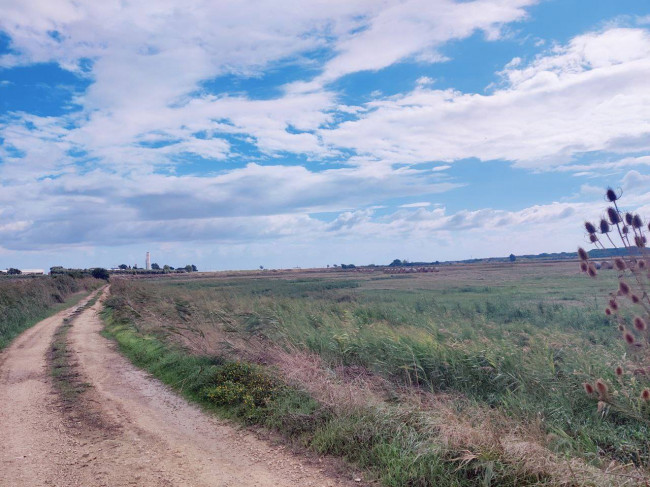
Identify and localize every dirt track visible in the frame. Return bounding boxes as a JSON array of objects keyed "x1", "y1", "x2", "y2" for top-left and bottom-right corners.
[{"x1": 0, "y1": 288, "x2": 357, "y2": 487}]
